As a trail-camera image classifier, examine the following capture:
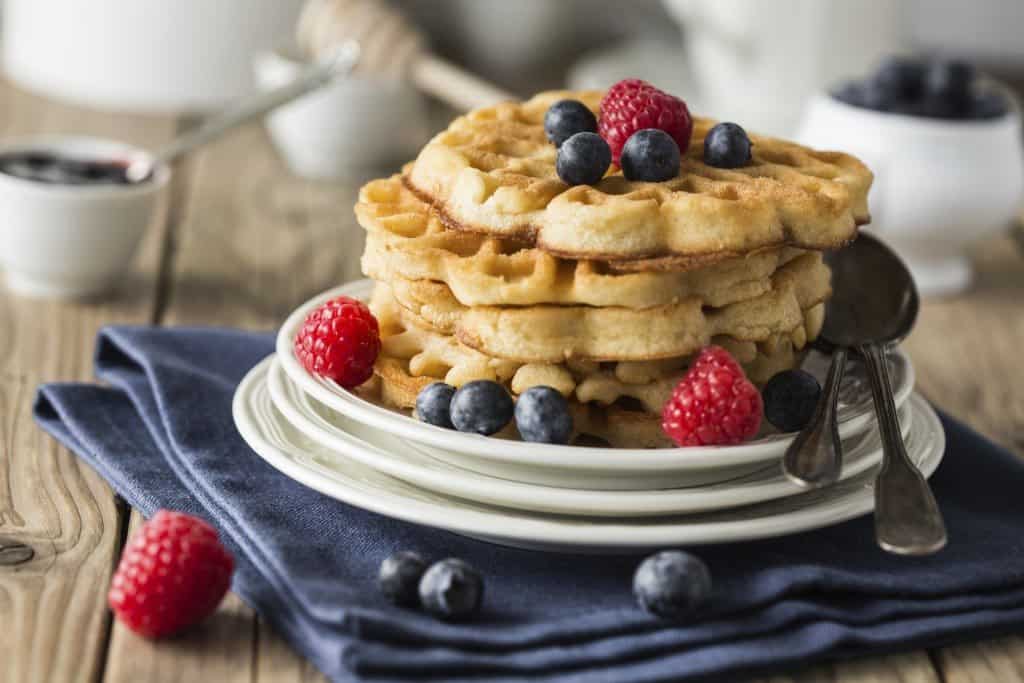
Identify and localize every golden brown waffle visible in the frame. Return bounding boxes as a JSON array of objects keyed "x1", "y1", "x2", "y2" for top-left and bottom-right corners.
[
  {"x1": 367, "y1": 286, "x2": 822, "y2": 448},
  {"x1": 405, "y1": 90, "x2": 872, "y2": 265},
  {"x1": 359, "y1": 173, "x2": 807, "y2": 309},
  {"x1": 382, "y1": 251, "x2": 830, "y2": 363}
]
